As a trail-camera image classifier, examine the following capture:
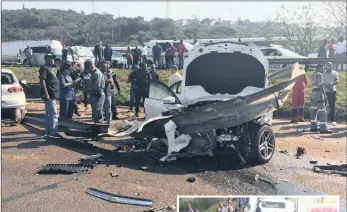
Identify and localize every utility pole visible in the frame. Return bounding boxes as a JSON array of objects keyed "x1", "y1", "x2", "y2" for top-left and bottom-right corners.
[{"x1": 229, "y1": 8, "x2": 232, "y2": 25}]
